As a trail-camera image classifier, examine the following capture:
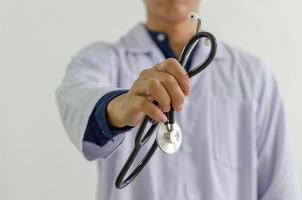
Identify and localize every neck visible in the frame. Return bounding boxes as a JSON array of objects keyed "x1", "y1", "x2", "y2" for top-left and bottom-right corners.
[{"x1": 146, "y1": 16, "x2": 196, "y2": 58}]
